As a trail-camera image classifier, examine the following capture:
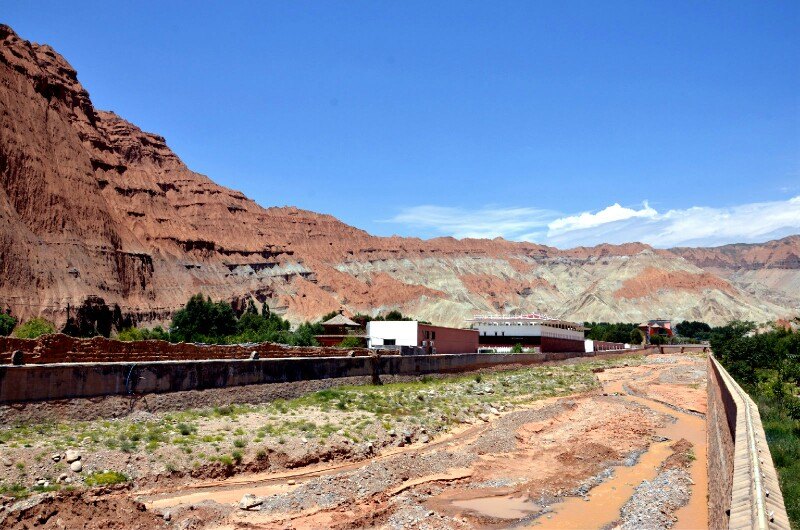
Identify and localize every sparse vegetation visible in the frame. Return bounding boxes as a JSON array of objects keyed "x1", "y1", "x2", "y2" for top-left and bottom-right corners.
[
  {"x1": 0, "y1": 354, "x2": 644, "y2": 466},
  {"x1": 84, "y1": 471, "x2": 129, "y2": 487},
  {"x1": 0, "y1": 482, "x2": 29, "y2": 499}
]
